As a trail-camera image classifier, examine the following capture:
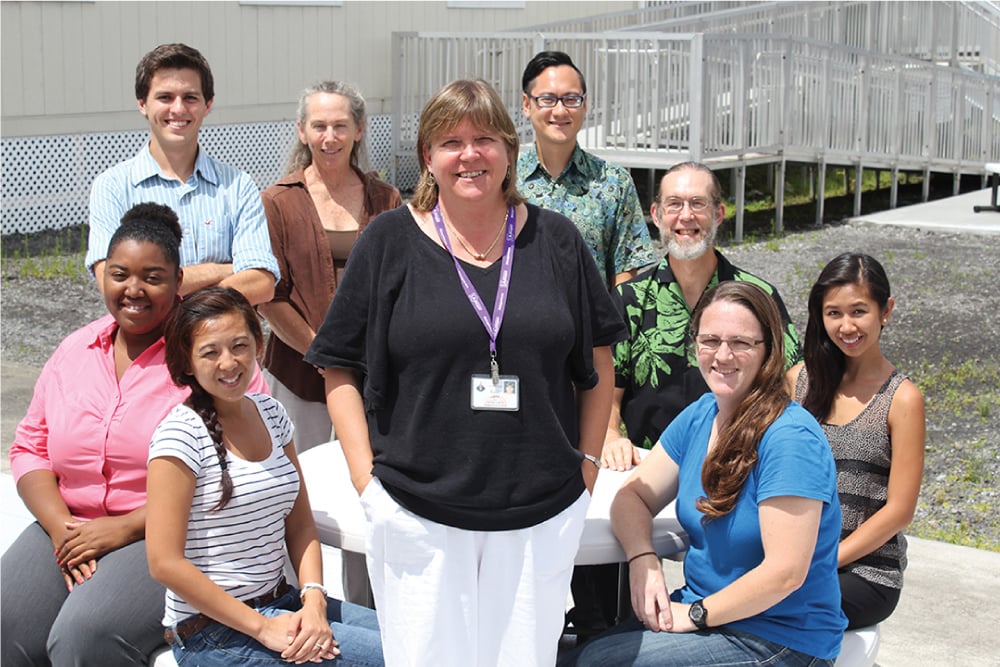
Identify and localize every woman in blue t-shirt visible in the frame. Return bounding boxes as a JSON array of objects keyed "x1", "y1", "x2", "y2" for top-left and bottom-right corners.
[{"x1": 562, "y1": 282, "x2": 847, "y2": 666}]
